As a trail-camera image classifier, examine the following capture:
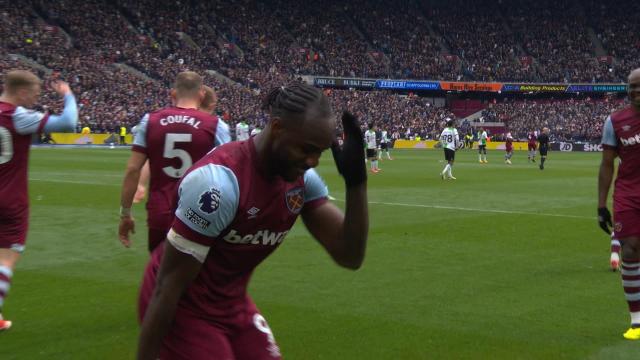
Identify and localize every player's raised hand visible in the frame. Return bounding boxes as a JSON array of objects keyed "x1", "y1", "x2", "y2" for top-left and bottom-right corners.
[
  {"x1": 331, "y1": 111, "x2": 366, "y2": 188},
  {"x1": 598, "y1": 207, "x2": 613, "y2": 235},
  {"x1": 51, "y1": 80, "x2": 72, "y2": 96},
  {"x1": 119, "y1": 216, "x2": 136, "y2": 248}
]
